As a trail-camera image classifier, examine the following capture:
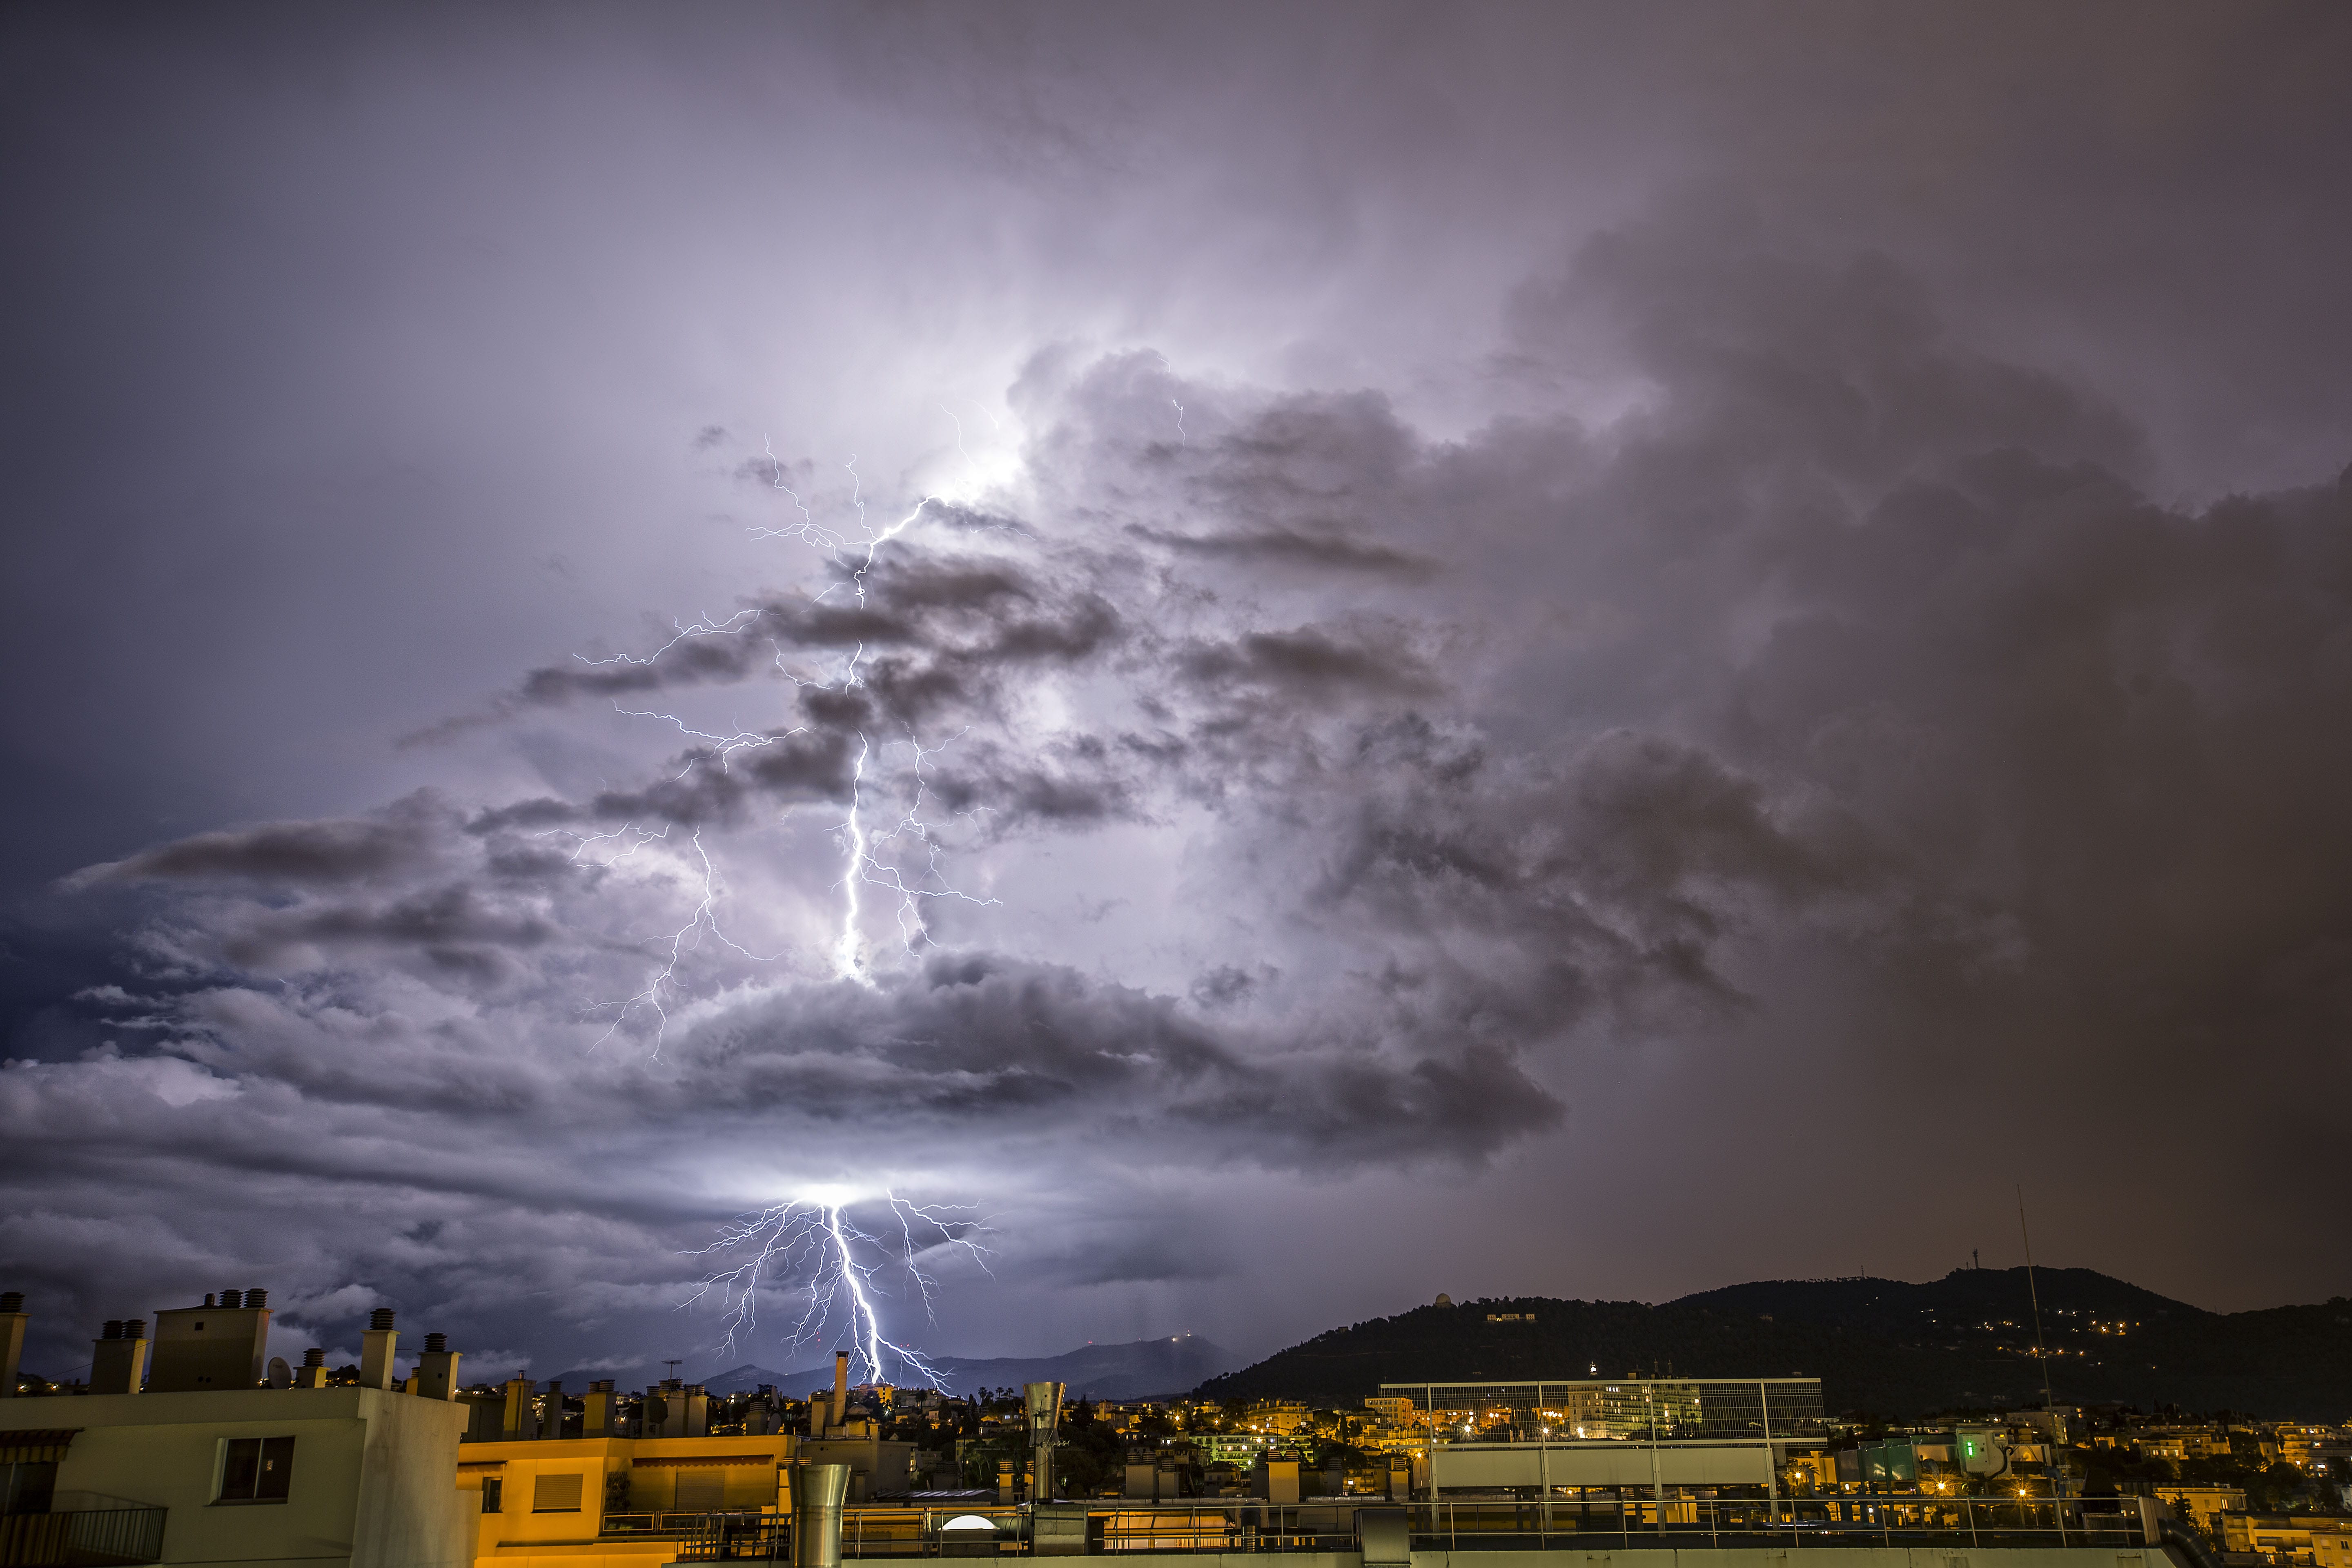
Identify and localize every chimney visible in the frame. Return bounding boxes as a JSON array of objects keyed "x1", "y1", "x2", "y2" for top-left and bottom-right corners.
[
  {"x1": 0, "y1": 1292, "x2": 24, "y2": 1399},
  {"x1": 90, "y1": 1317, "x2": 150, "y2": 1395},
  {"x1": 147, "y1": 1290, "x2": 272, "y2": 1392},
  {"x1": 359, "y1": 1308, "x2": 398, "y2": 1391},
  {"x1": 683, "y1": 1383, "x2": 708, "y2": 1438},
  {"x1": 583, "y1": 1379, "x2": 614, "y2": 1438},
  {"x1": 295, "y1": 1346, "x2": 328, "y2": 1389},
  {"x1": 541, "y1": 1380, "x2": 565, "y2": 1439},
  {"x1": 415, "y1": 1333, "x2": 462, "y2": 1401},
  {"x1": 832, "y1": 1352, "x2": 849, "y2": 1430},
  {"x1": 503, "y1": 1375, "x2": 535, "y2": 1440}
]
